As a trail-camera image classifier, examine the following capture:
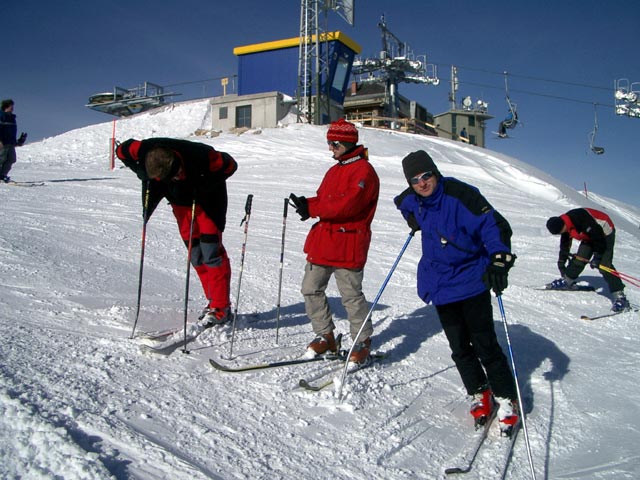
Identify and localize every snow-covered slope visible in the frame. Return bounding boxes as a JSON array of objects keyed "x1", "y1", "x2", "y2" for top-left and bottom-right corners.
[{"x1": 1, "y1": 100, "x2": 638, "y2": 479}]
